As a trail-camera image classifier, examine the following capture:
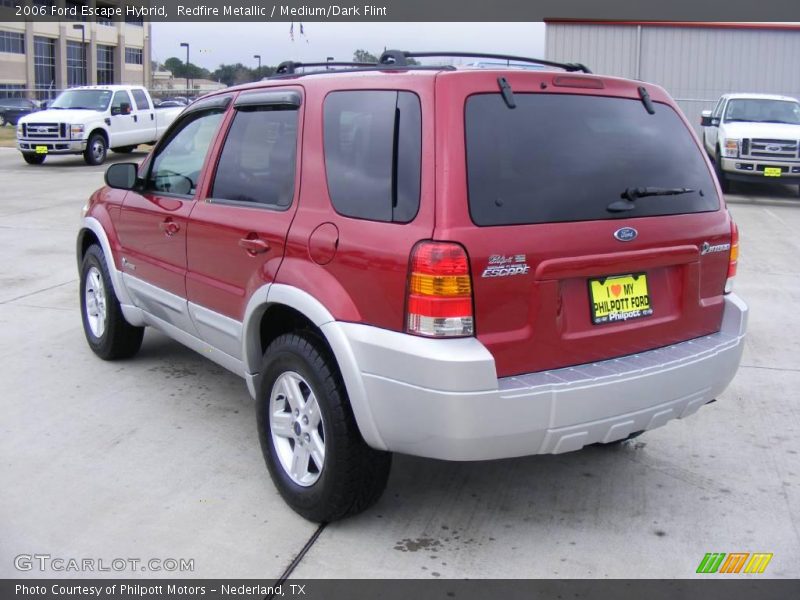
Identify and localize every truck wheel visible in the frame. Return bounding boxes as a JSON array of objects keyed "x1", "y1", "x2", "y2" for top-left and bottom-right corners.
[
  {"x1": 256, "y1": 332, "x2": 392, "y2": 522},
  {"x1": 714, "y1": 150, "x2": 730, "y2": 194},
  {"x1": 84, "y1": 133, "x2": 108, "y2": 165},
  {"x1": 80, "y1": 244, "x2": 144, "y2": 360},
  {"x1": 22, "y1": 153, "x2": 46, "y2": 165},
  {"x1": 112, "y1": 145, "x2": 136, "y2": 154}
]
